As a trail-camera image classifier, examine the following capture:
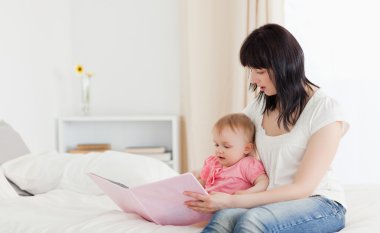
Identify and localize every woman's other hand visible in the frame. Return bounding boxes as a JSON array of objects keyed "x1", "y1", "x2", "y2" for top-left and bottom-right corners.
[{"x1": 184, "y1": 191, "x2": 233, "y2": 213}]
